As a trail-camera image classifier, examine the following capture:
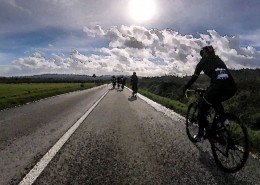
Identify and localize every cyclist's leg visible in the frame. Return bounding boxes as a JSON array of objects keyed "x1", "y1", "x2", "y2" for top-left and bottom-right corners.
[
  {"x1": 203, "y1": 85, "x2": 220, "y2": 136},
  {"x1": 213, "y1": 103, "x2": 225, "y2": 123},
  {"x1": 213, "y1": 85, "x2": 237, "y2": 123},
  {"x1": 132, "y1": 85, "x2": 138, "y2": 96},
  {"x1": 197, "y1": 99, "x2": 211, "y2": 138}
]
